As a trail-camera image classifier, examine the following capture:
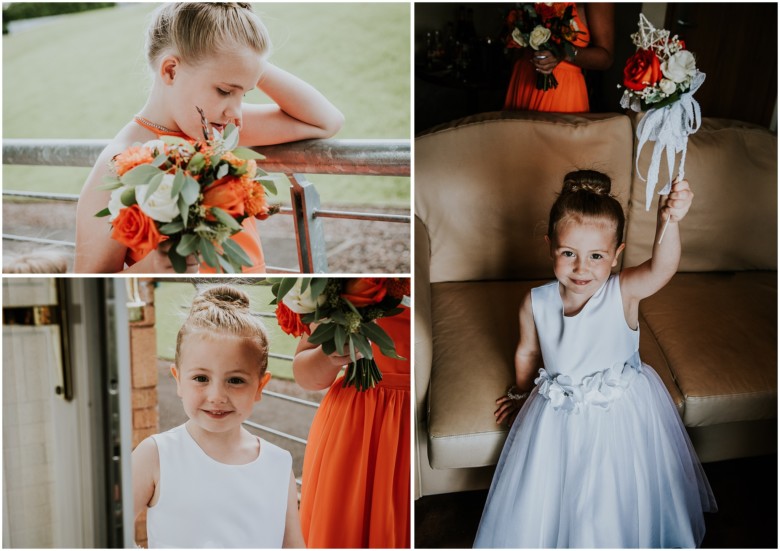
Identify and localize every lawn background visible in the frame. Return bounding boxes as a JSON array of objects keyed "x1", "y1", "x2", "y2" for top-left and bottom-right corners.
[{"x1": 2, "y1": 2, "x2": 410, "y2": 206}]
